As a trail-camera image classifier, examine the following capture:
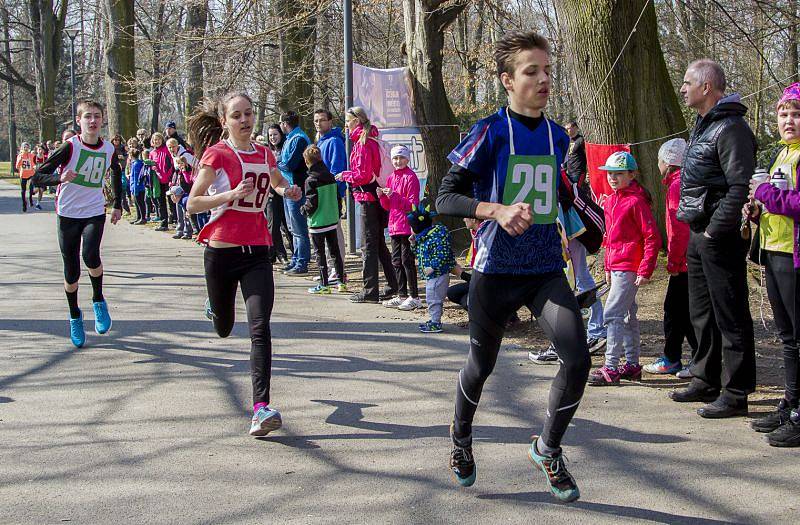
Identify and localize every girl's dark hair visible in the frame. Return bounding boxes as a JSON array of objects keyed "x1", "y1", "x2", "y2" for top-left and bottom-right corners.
[
  {"x1": 187, "y1": 91, "x2": 253, "y2": 158},
  {"x1": 129, "y1": 147, "x2": 141, "y2": 159},
  {"x1": 266, "y1": 124, "x2": 285, "y2": 153},
  {"x1": 112, "y1": 134, "x2": 123, "y2": 143}
]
